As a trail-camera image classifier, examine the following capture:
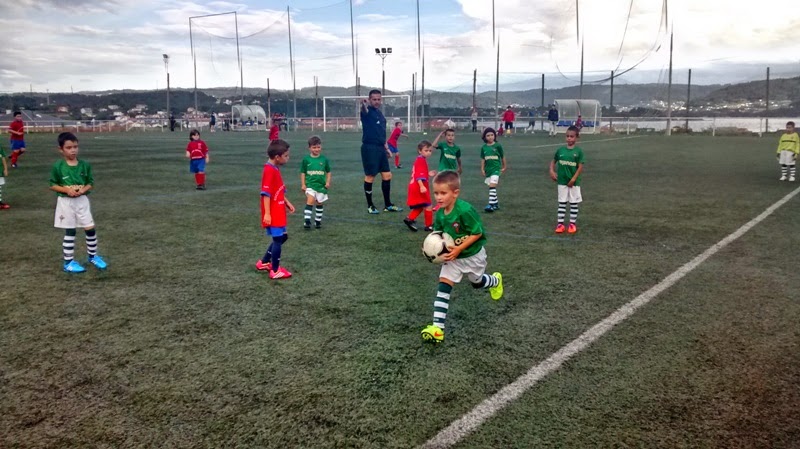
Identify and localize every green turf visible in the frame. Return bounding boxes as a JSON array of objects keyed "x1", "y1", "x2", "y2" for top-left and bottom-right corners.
[{"x1": 1, "y1": 130, "x2": 798, "y2": 448}]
